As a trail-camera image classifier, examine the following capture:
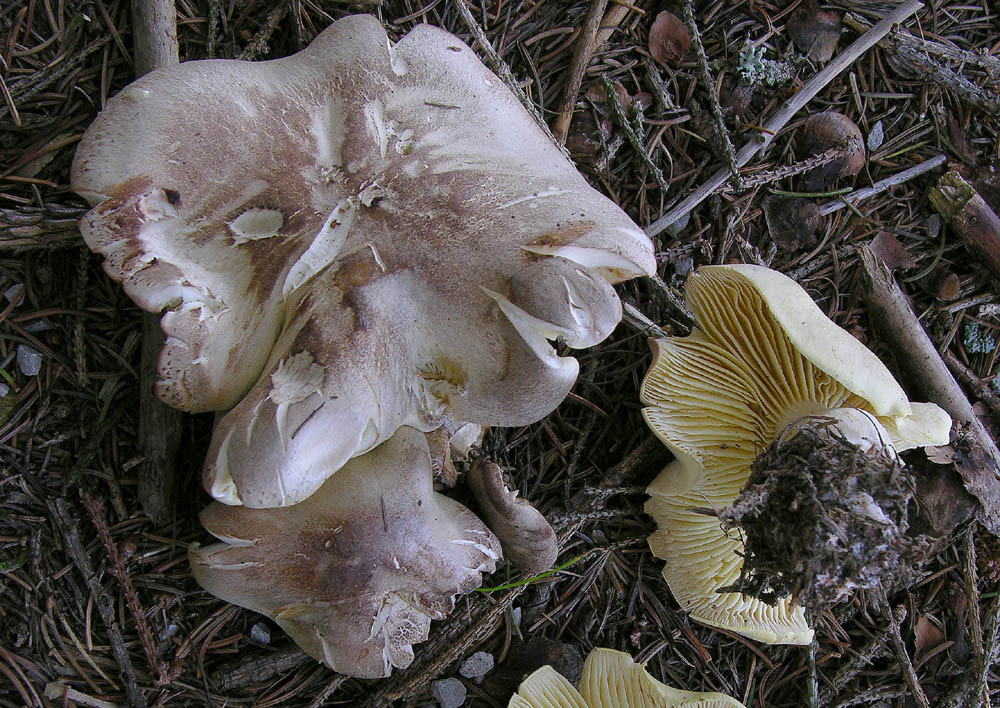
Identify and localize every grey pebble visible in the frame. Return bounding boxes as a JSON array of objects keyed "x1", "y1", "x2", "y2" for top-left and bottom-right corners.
[
  {"x1": 430, "y1": 677, "x2": 466, "y2": 708},
  {"x1": 458, "y1": 651, "x2": 494, "y2": 680},
  {"x1": 17, "y1": 344, "x2": 42, "y2": 376}
]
